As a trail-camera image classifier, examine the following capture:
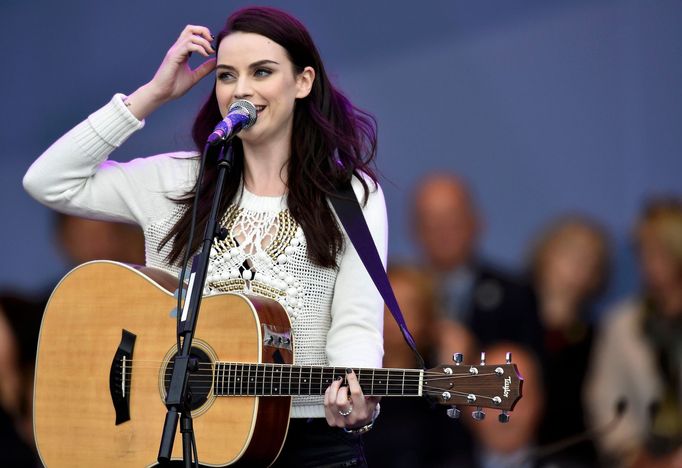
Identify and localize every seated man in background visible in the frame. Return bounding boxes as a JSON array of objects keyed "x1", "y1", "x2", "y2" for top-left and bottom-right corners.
[{"x1": 411, "y1": 173, "x2": 543, "y2": 354}]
